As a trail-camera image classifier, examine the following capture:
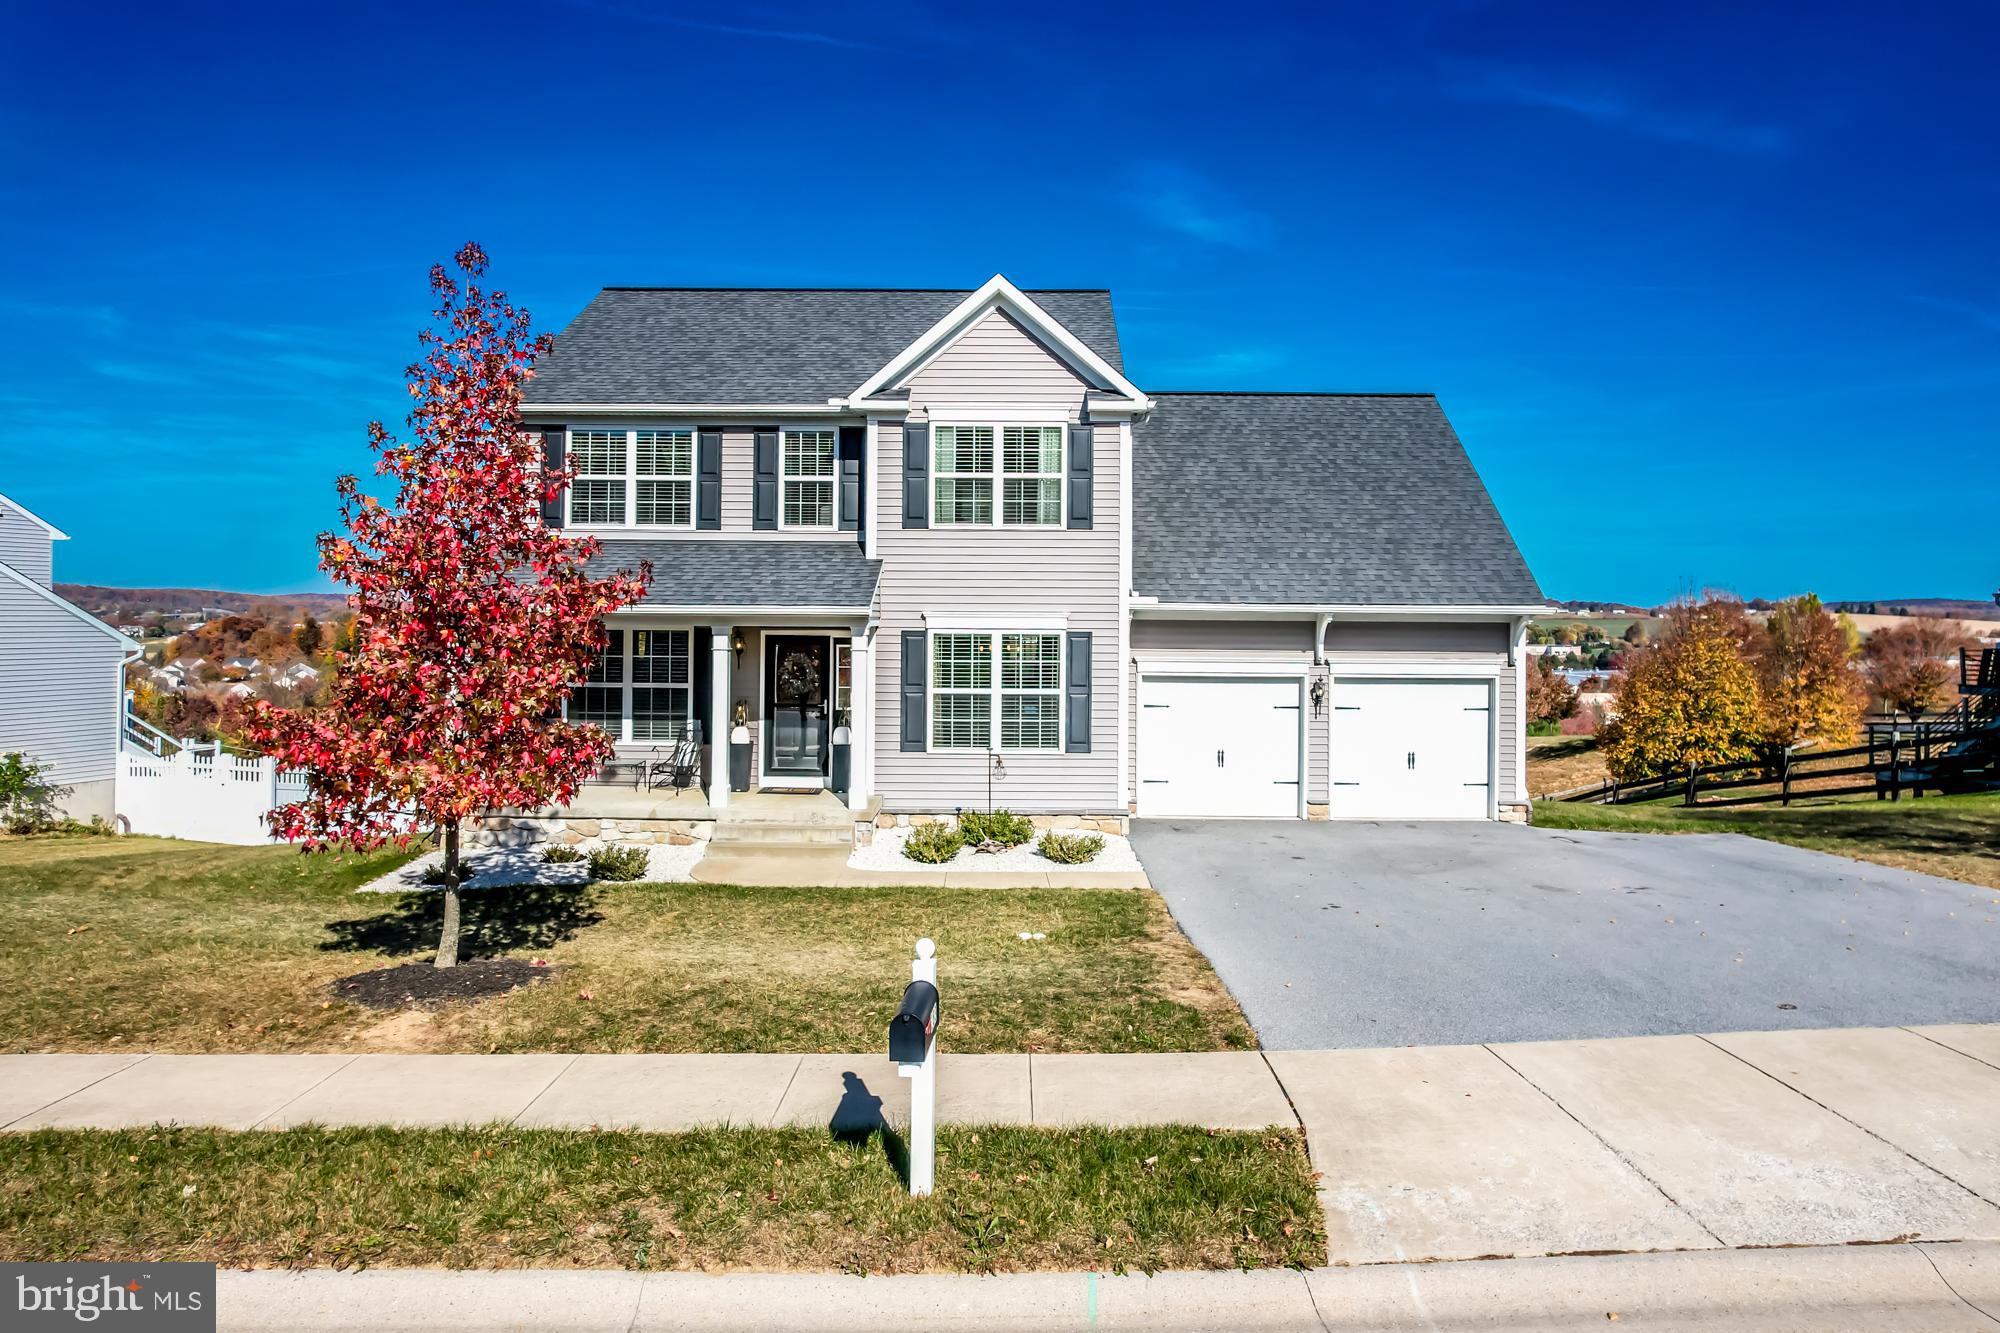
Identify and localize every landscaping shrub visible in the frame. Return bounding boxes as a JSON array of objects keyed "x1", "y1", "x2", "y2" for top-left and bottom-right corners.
[
  {"x1": 1559, "y1": 705, "x2": 1602, "y2": 736},
  {"x1": 1527, "y1": 718, "x2": 1561, "y2": 737},
  {"x1": 420, "y1": 862, "x2": 450, "y2": 885},
  {"x1": 540, "y1": 844, "x2": 584, "y2": 863},
  {"x1": 957, "y1": 808, "x2": 1035, "y2": 847},
  {"x1": 587, "y1": 844, "x2": 651, "y2": 881},
  {"x1": 902, "y1": 821, "x2": 964, "y2": 864},
  {"x1": 1036, "y1": 832, "x2": 1104, "y2": 865},
  {"x1": 0, "y1": 751, "x2": 68, "y2": 834}
]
